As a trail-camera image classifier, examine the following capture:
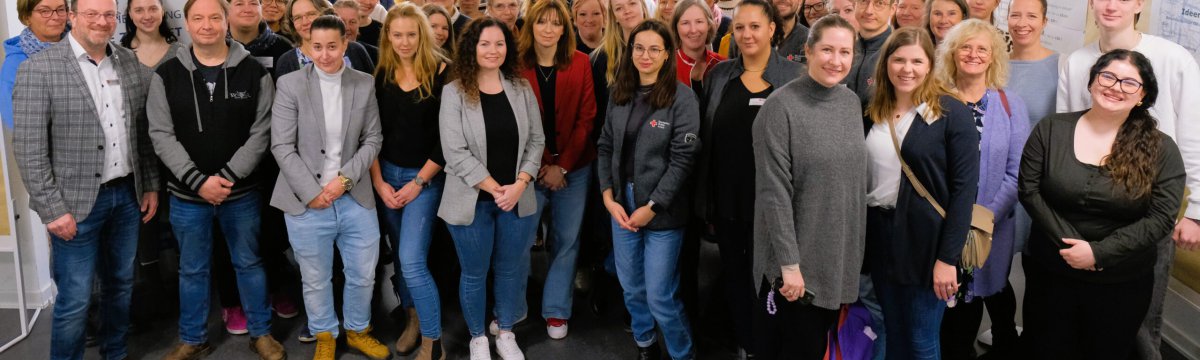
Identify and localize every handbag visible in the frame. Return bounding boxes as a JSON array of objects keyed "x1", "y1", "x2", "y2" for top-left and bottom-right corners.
[{"x1": 885, "y1": 113, "x2": 994, "y2": 270}]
